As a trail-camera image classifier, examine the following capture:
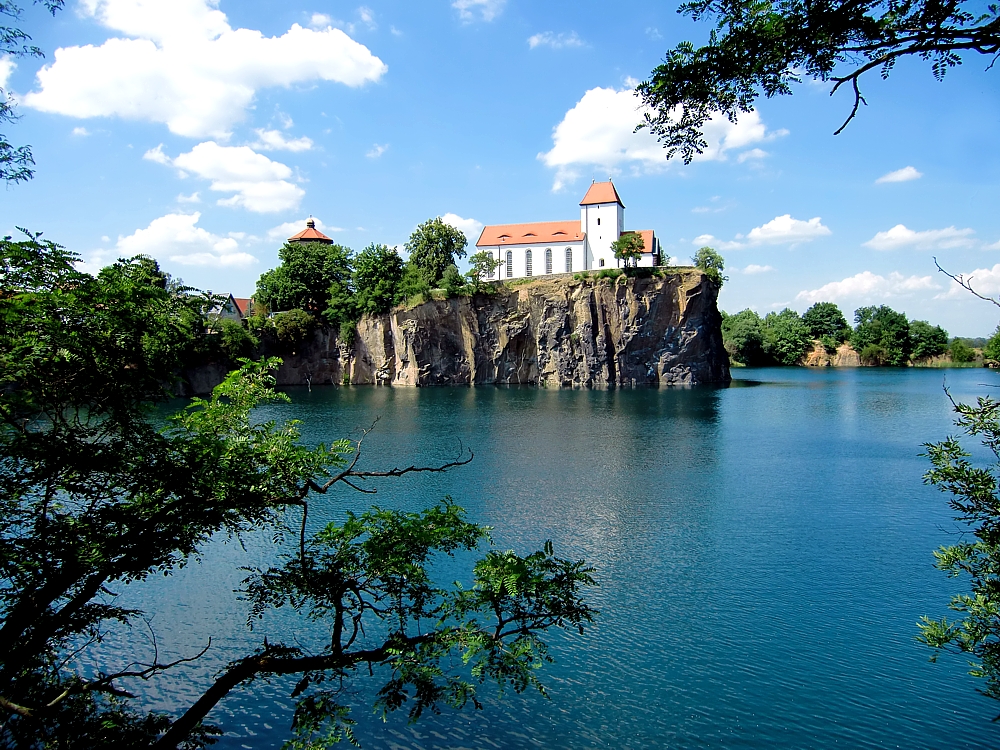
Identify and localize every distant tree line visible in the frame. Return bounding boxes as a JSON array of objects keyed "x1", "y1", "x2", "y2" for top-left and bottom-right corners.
[{"x1": 722, "y1": 301, "x2": 987, "y2": 367}]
